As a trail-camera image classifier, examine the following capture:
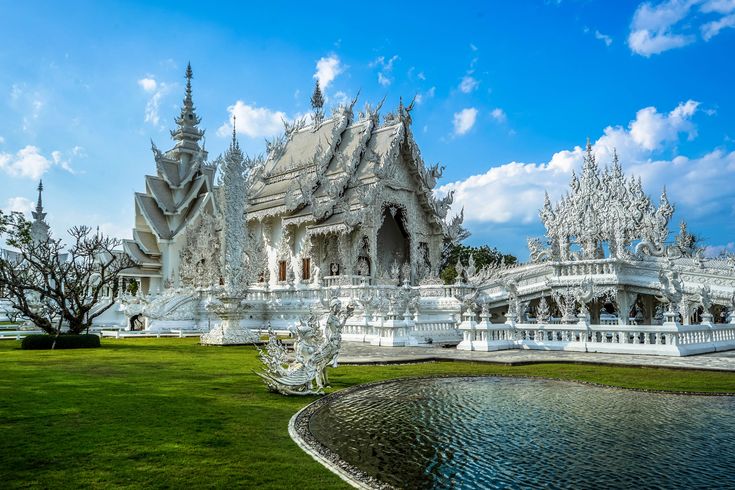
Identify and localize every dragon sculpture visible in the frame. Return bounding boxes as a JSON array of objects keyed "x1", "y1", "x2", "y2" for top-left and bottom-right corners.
[{"x1": 256, "y1": 299, "x2": 354, "y2": 395}]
